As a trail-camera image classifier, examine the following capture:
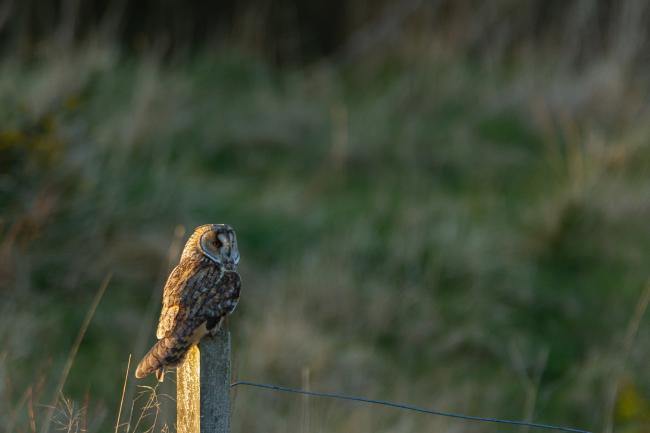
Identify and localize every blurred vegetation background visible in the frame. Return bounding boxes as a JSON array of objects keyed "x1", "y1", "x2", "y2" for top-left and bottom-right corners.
[{"x1": 2, "y1": 0, "x2": 650, "y2": 432}]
